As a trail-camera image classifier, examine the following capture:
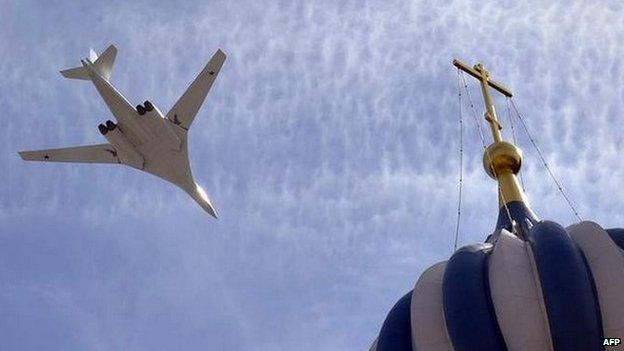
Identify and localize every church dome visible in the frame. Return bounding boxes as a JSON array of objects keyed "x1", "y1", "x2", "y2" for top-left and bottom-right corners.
[{"x1": 371, "y1": 61, "x2": 624, "y2": 351}]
